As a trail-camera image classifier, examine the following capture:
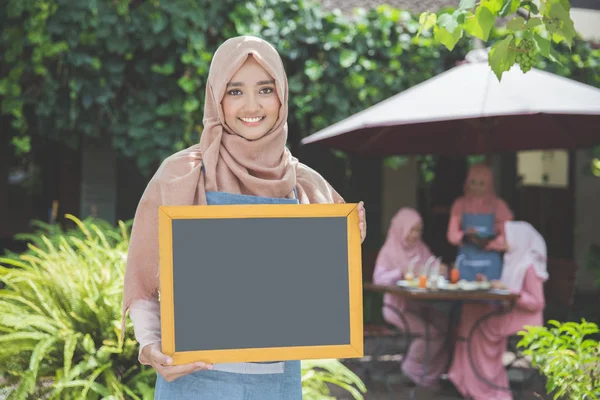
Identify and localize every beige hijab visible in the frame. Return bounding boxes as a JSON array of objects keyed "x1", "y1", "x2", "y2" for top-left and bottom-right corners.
[{"x1": 121, "y1": 36, "x2": 344, "y2": 332}]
